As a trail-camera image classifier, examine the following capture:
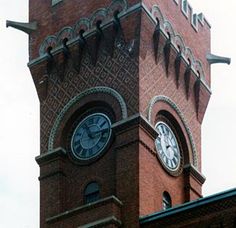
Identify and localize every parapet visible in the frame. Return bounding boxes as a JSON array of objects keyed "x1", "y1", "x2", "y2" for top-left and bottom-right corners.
[
  {"x1": 155, "y1": 0, "x2": 211, "y2": 32},
  {"x1": 149, "y1": 0, "x2": 211, "y2": 85},
  {"x1": 176, "y1": 0, "x2": 210, "y2": 31}
]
